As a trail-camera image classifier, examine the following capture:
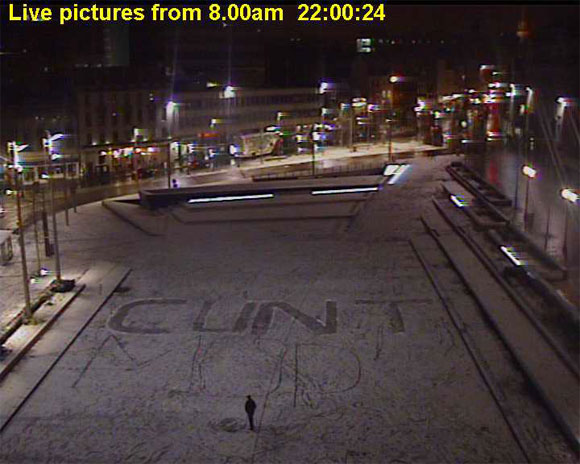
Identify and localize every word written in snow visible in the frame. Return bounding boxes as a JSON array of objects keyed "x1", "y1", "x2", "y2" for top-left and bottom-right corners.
[{"x1": 108, "y1": 299, "x2": 337, "y2": 336}]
